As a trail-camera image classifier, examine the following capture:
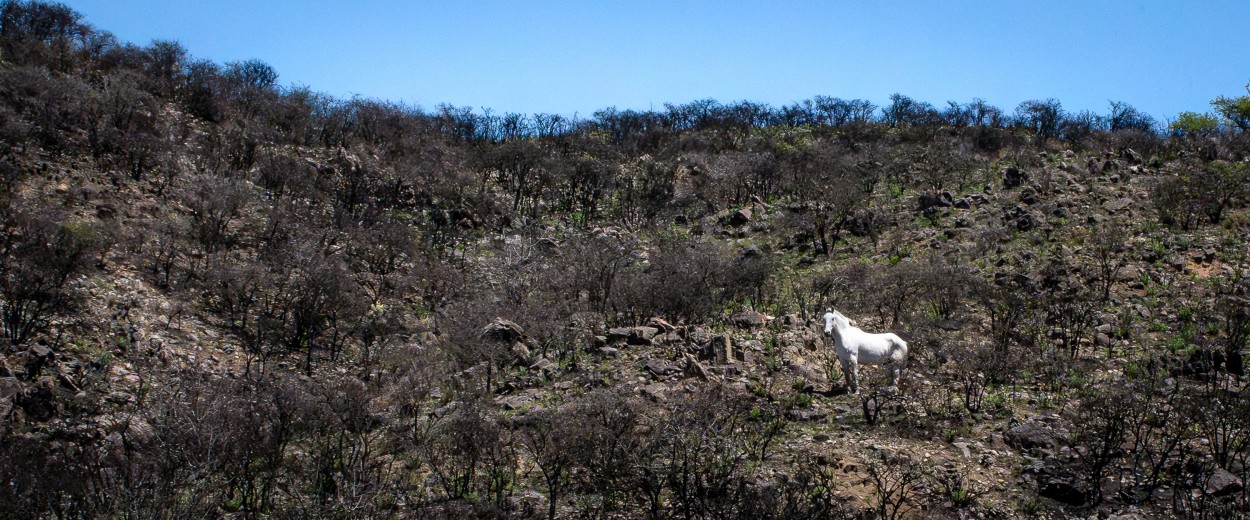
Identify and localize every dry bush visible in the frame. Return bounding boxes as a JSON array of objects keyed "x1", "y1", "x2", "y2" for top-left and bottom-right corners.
[
  {"x1": 864, "y1": 451, "x2": 927, "y2": 520},
  {"x1": 420, "y1": 399, "x2": 517, "y2": 512},
  {"x1": 180, "y1": 173, "x2": 247, "y2": 254},
  {"x1": 1, "y1": 205, "x2": 98, "y2": 345},
  {"x1": 614, "y1": 236, "x2": 774, "y2": 324},
  {"x1": 631, "y1": 386, "x2": 785, "y2": 519}
]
